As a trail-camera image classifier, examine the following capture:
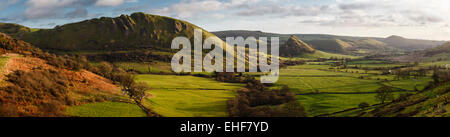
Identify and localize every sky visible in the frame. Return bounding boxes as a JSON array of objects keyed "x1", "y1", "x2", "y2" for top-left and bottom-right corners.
[{"x1": 1, "y1": 0, "x2": 450, "y2": 41}]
